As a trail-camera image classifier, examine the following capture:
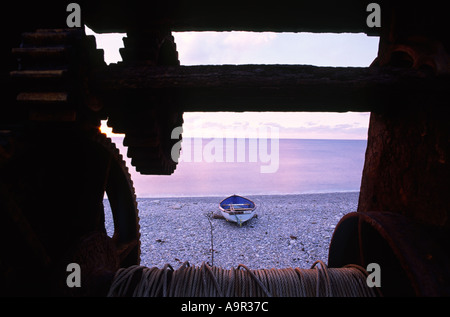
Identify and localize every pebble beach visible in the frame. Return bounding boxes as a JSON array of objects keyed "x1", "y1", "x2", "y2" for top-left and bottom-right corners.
[{"x1": 104, "y1": 192, "x2": 360, "y2": 270}]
